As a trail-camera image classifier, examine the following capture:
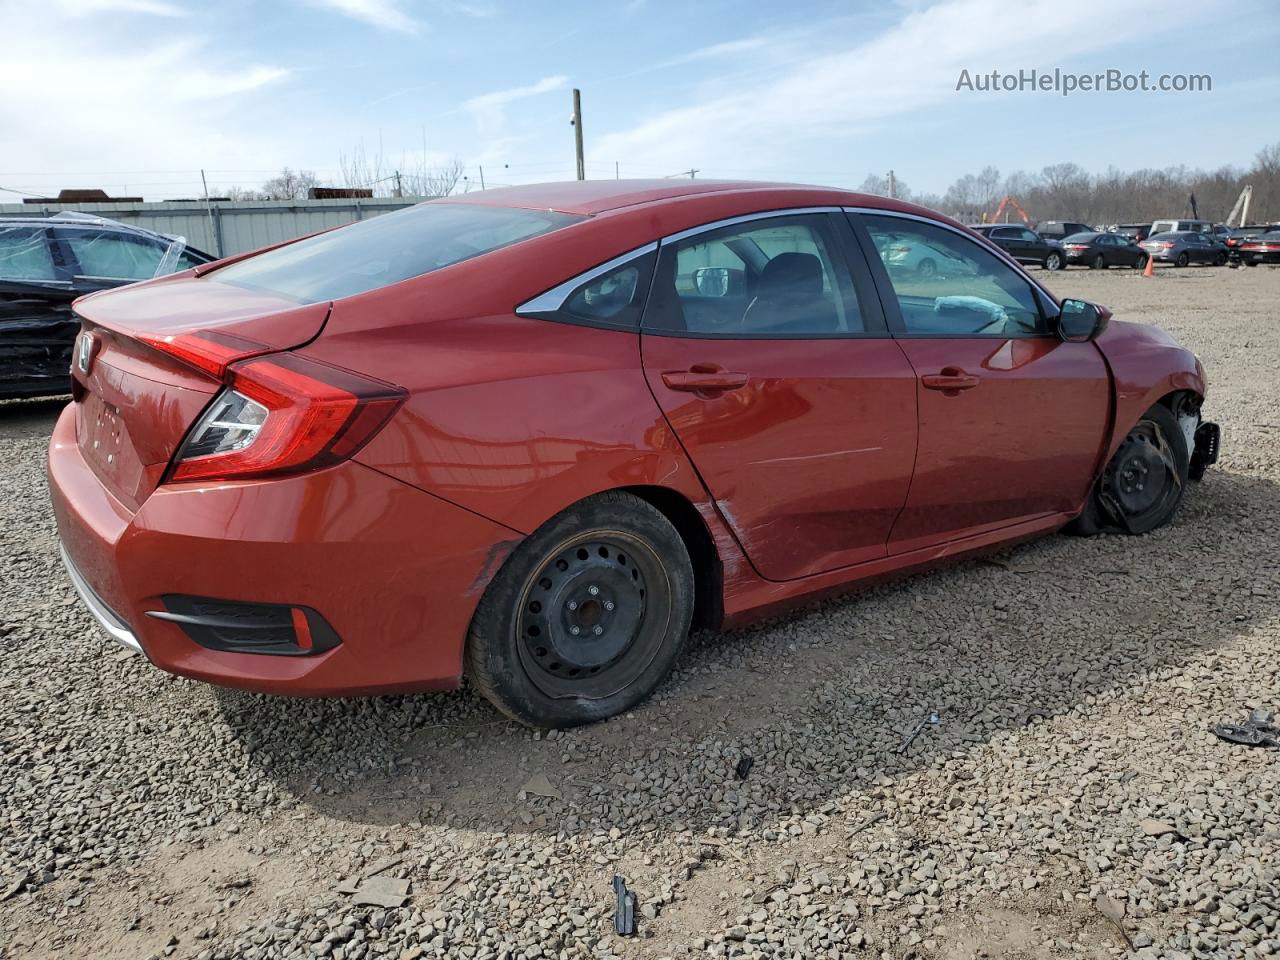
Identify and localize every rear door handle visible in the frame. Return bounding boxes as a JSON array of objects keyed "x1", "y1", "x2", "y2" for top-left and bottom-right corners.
[
  {"x1": 921, "y1": 367, "x2": 980, "y2": 392},
  {"x1": 661, "y1": 368, "x2": 749, "y2": 393}
]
